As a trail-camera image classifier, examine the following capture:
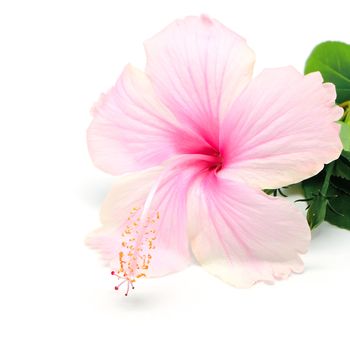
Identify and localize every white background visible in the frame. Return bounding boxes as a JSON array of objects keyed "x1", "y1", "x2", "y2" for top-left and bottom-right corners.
[{"x1": 1, "y1": 0, "x2": 350, "y2": 349}]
